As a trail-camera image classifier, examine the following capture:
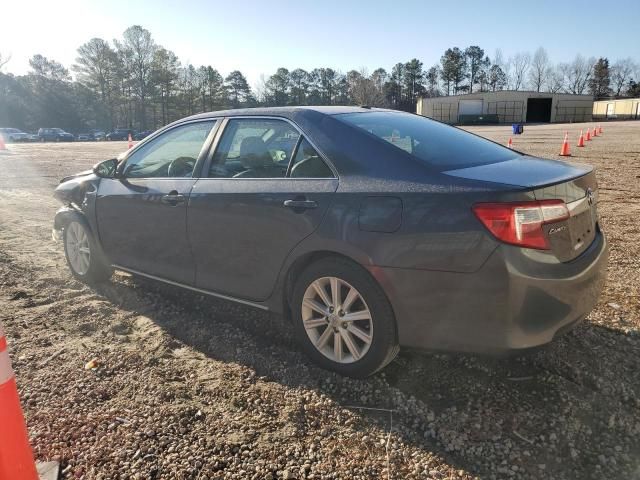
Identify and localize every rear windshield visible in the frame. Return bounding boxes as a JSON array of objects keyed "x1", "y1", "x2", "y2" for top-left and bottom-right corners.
[{"x1": 337, "y1": 111, "x2": 518, "y2": 170}]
